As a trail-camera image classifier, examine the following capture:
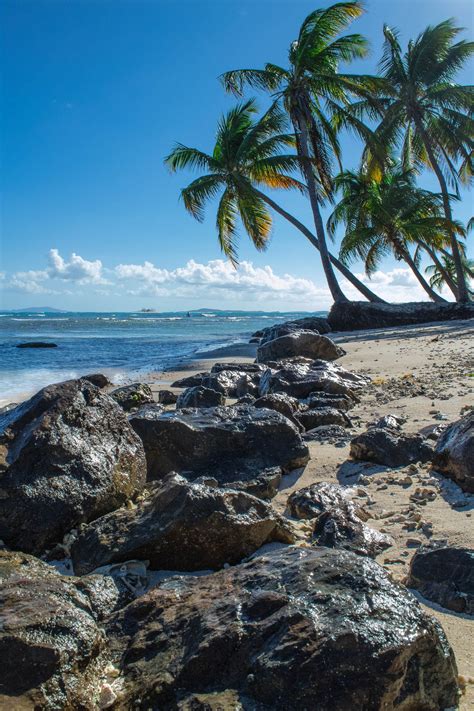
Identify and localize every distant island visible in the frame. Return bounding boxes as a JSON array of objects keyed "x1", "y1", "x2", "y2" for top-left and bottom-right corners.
[{"x1": 7, "y1": 306, "x2": 66, "y2": 313}]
